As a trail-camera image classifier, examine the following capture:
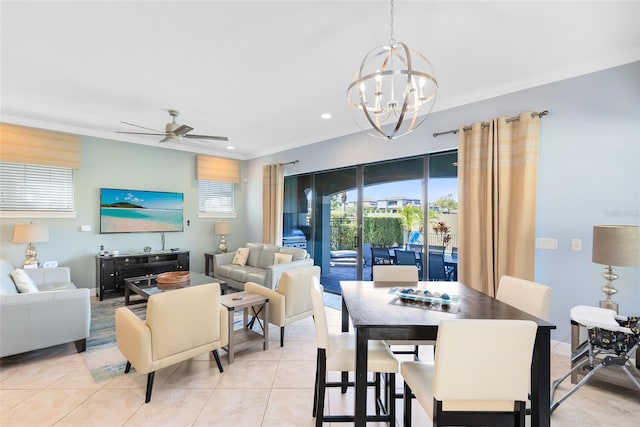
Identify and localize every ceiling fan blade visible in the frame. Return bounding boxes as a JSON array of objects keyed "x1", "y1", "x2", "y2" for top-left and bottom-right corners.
[
  {"x1": 117, "y1": 131, "x2": 167, "y2": 136},
  {"x1": 120, "y1": 121, "x2": 164, "y2": 133},
  {"x1": 184, "y1": 134, "x2": 229, "y2": 142},
  {"x1": 173, "y1": 124, "x2": 194, "y2": 136}
]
